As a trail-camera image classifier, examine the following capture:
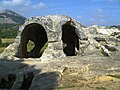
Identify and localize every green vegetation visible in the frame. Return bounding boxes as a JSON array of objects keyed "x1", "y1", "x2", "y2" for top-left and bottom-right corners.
[
  {"x1": 27, "y1": 40, "x2": 35, "y2": 52},
  {"x1": 27, "y1": 40, "x2": 48, "y2": 55},
  {"x1": 107, "y1": 25, "x2": 120, "y2": 30},
  {"x1": 0, "y1": 23, "x2": 19, "y2": 38},
  {"x1": 40, "y1": 42, "x2": 48, "y2": 54},
  {"x1": 0, "y1": 21, "x2": 27, "y2": 53},
  {"x1": 0, "y1": 38, "x2": 15, "y2": 53},
  {"x1": 0, "y1": 38, "x2": 48, "y2": 54},
  {"x1": 108, "y1": 74, "x2": 120, "y2": 79},
  {"x1": 0, "y1": 23, "x2": 19, "y2": 53}
]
